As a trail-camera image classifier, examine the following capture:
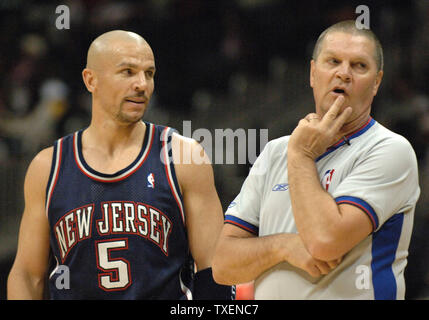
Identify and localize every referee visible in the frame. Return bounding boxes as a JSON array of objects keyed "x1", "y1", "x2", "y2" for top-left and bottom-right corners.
[{"x1": 212, "y1": 20, "x2": 420, "y2": 300}]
